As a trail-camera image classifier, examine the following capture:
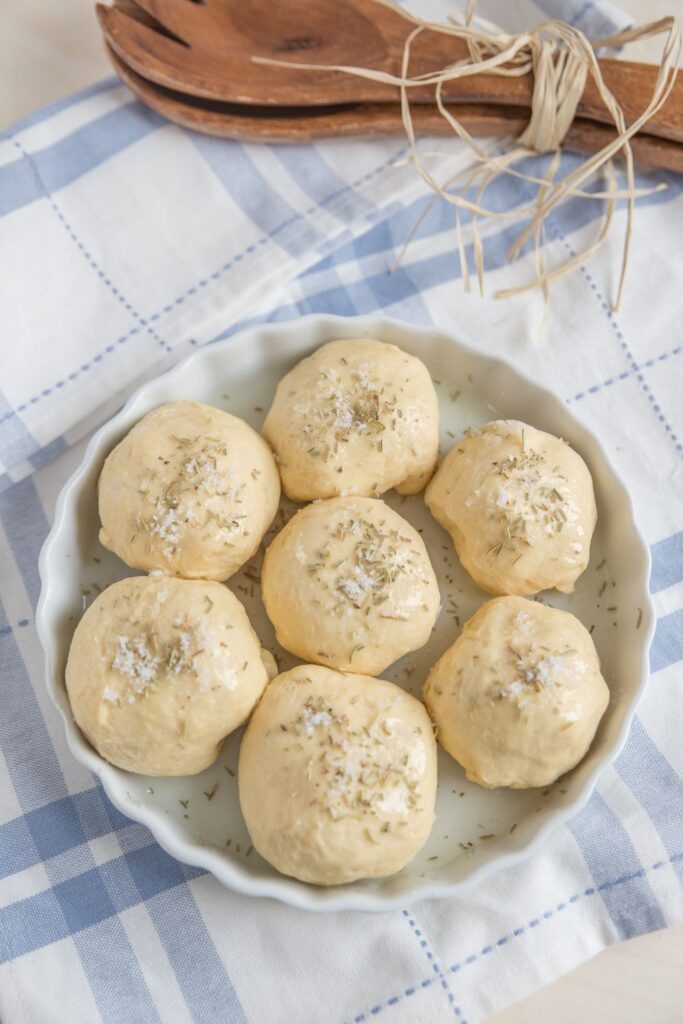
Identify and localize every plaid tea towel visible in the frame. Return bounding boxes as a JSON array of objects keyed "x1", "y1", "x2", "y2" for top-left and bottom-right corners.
[{"x1": 1, "y1": 1, "x2": 682, "y2": 1022}]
